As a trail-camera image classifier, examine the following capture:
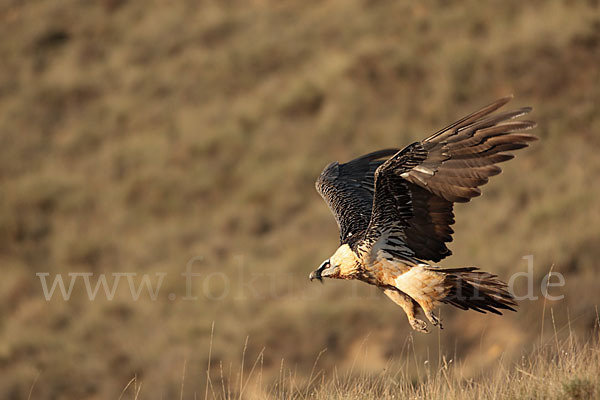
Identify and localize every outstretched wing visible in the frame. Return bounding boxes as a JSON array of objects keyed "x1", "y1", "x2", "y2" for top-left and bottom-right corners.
[
  {"x1": 364, "y1": 96, "x2": 537, "y2": 262},
  {"x1": 316, "y1": 149, "x2": 399, "y2": 244}
]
